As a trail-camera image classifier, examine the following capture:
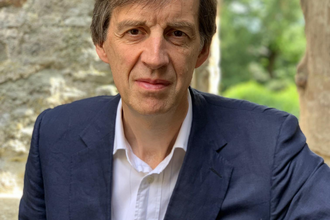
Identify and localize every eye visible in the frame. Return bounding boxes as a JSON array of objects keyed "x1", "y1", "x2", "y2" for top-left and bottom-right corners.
[
  {"x1": 123, "y1": 28, "x2": 146, "y2": 42},
  {"x1": 173, "y1": 30, "x2": 185, "y2": 37},
  {"x1": 167, "y1": 30, "x2": 188, "y2": 39},
  {"x1": 128, "y1": 29, "x2": 140, "y2": 35},
  {"x1": 166, "y1": 29, "x2": 189, "y2": 46}
]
